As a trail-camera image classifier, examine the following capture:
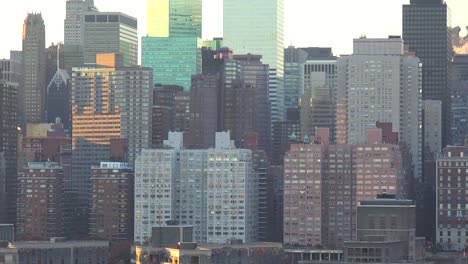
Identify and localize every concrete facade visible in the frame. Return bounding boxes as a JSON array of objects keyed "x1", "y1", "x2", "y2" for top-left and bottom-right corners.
[
  {"x1": 134, "y1": 132, "x2": 257, "y2": 244},
  {"x1": 338, "y1": 37, "x2": 422, "y2": 179}
]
